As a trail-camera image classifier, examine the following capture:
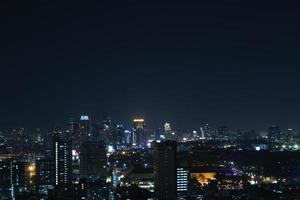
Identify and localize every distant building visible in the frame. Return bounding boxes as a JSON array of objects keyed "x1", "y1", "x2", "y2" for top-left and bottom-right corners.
[
  {"x1": 67, "y1": 117, "x2": 78, "y2": 135},
  {"x1": 133, "y1": 118, "x2": 145, "y2": 146},
  {"x1": 217, "y1": 126, "x2": 229, "y2": 138},
  {"x1": 202, "y1": 123, "x2": 211, "y2": 138},
  {"x1": 154, "y1": 141, "x2": 177, "y2": 200},
  {"x1": 164, "y1": 122, "x2": 175, "y2": 141},
  {"x1": 268, "y1": 125, "x2": 281, "y2": 141},
  {"x1": 79, "y1": 115, "x2": 92, "y2": 142},
  {"x1": 102, "y1": 112, "x2": 112, "y2": 131}
]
